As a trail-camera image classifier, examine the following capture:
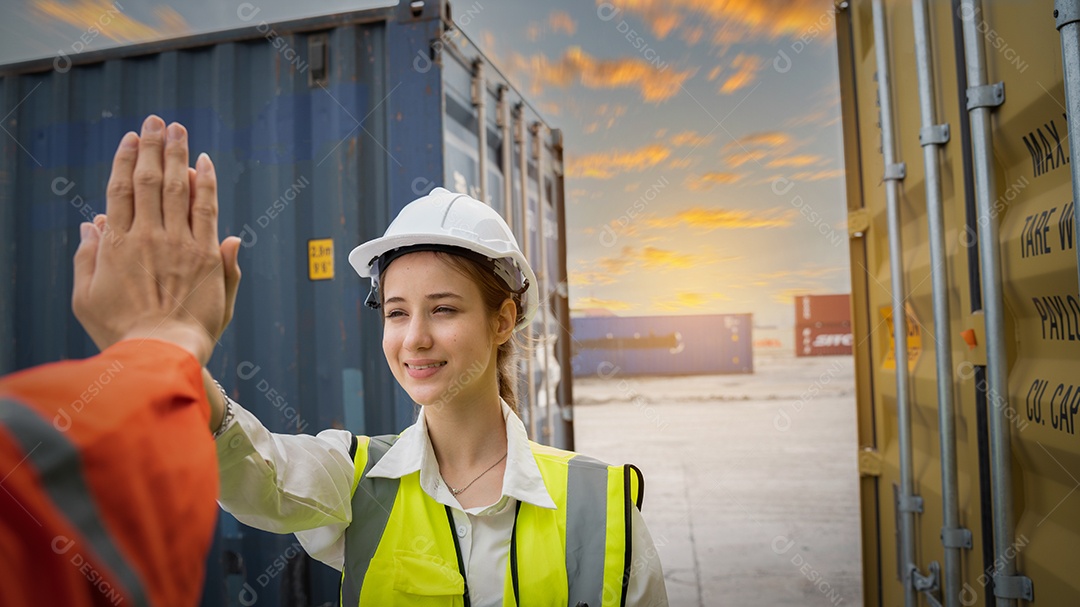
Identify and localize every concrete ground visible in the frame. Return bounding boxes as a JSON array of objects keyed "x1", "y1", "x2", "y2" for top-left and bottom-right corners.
[{"x1": 572, "y1": 350, "x2": 863, "y2": 607}]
